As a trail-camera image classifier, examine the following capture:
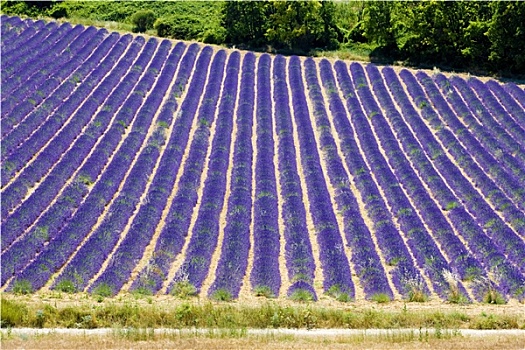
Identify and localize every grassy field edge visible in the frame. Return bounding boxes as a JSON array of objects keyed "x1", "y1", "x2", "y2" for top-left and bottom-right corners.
[{"x1": 2, "y1": 293, "x2": 524, "y2": 330}]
